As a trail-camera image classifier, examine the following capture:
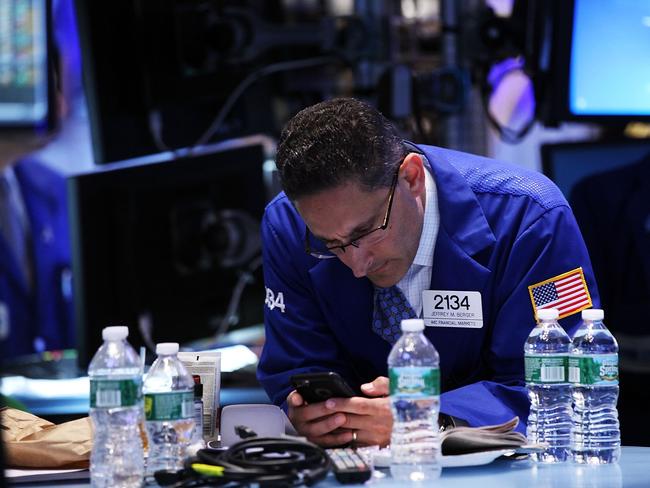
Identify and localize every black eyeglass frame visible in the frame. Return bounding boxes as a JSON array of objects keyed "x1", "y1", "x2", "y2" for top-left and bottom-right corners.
[{"x1": 304, "y1": 167, "x2": 400, "y2": 259}]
